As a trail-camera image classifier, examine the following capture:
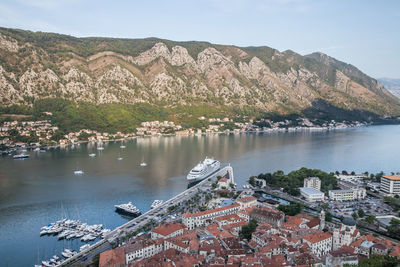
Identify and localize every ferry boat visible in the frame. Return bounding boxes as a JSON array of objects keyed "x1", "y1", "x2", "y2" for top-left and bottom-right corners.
[
  {"x1": 114, "y1": 202, "x2": 141, "y2": 216},
  {"x1": 13, "y1": 153, "x2": 29, "y2": 159},
  {"x1": 151, "y1": 200, "x2": 163, "y2": 209},
  {"x1": 186, "y1": 157, "x2": 220, "y2": 183}
]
